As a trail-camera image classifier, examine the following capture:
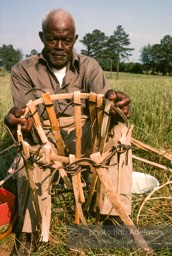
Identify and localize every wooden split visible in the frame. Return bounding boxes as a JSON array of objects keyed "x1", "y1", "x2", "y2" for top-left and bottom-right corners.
[
  {"x1": 25, "y1": 160, "x2": 42, "y2": 228},
  {"x1": 132, "y1": 154, "x2": 172, "y2": 173},
  {"x1": 69, "y1": 154, "x2": 87, "y2": 225},
  {"x1": 99, "y1": 98, "x2": 112, "y2": 153},
  {"x1": 132, "y1": 137, "x2": 172, "y2": 161},
  {"x1": 73, "y1": 91, "x2": 85, "y2": 224},
  {"x1": 88, "y1": 92, "x2": 98, "y2": 152},
  {"x1": 90, "y1": 152, "x2": 153, "y2": 254},
  {"x1": 42, "y1": 92, "x2": 65, "y2": 156},
  {"x1": 27, "y1": 100, "x2": 48, "y2": 145},
  {"x1": 53, "y1": 161, "x2": 72, "y2": 190},
  {"x1": 18, "y1": 136, "x2": 42, "y2": 228},
  {"x1": 95, "y1": 97, "x2": 112, "y2": 221},
  {"x1": 85, "y1": 94, "x2": 104, "y2": 212},
  {"x1": 96, "y1": 94, "x2": 104, "y2": 149}
]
